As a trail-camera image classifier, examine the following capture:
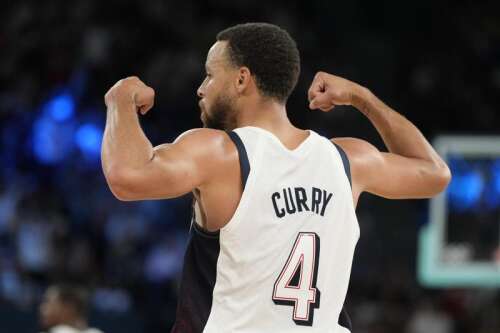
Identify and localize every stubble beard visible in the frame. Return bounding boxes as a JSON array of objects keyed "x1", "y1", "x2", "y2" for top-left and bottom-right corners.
[{"x1": 201, "y1": 93, "x2": 237, "y2": 131}]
